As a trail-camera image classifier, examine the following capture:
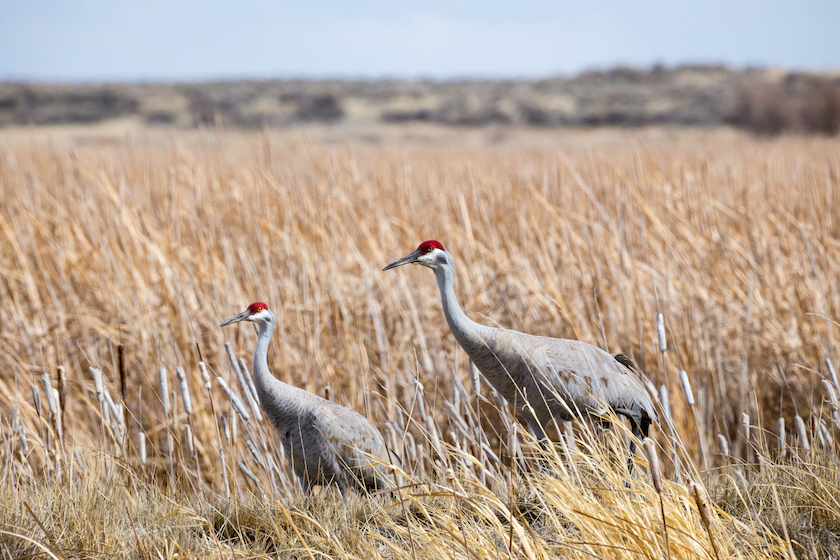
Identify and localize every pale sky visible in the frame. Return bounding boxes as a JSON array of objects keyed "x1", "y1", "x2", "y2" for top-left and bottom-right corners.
[{"x1": 1, "y1": 1, "x2": 839, "y2": 81}]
